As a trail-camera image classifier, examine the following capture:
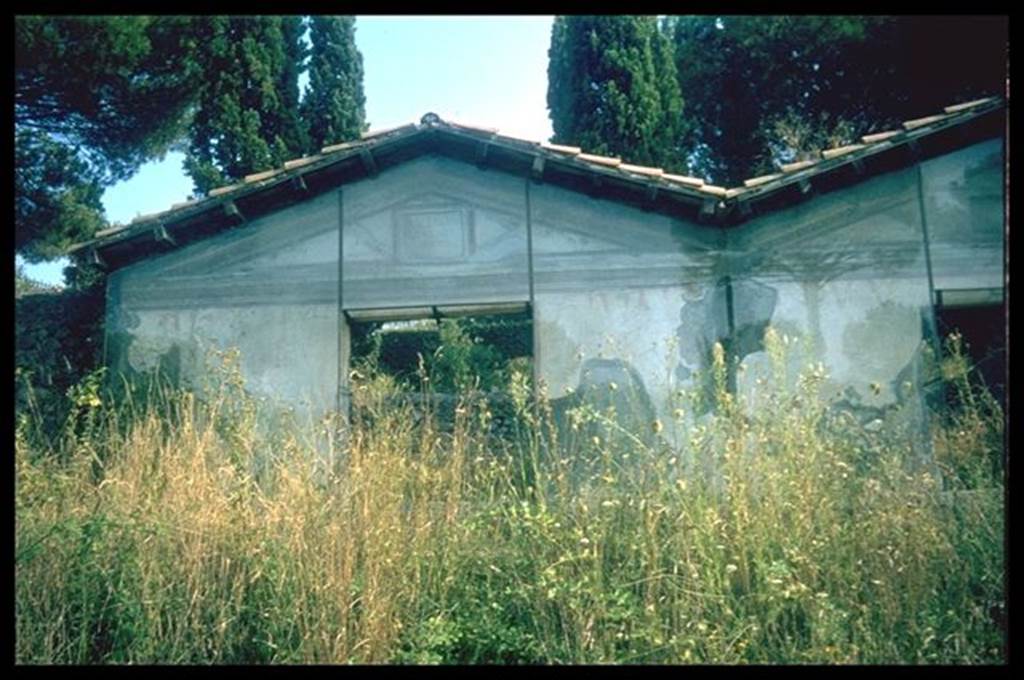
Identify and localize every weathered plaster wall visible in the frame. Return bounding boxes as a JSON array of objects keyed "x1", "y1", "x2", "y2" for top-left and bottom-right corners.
[
  {"x1": 529, "y1": 181, "x2": 724, "y2": 443},
  {"x1": 106, "y1": 188, "x2": 340, "y2": 424},
  {"x1": 920, "y1": 139, "x2": 1004, "y2": 291},
  {"x1": 341, "y1": 156, "x2": 530, "y2": 309},
  {"x1": 104, "y1": 141, "x2": 1004, "y2": 441},
  {"x1": 730, "y1": 163, "x2": 934, "y2": 415}
]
